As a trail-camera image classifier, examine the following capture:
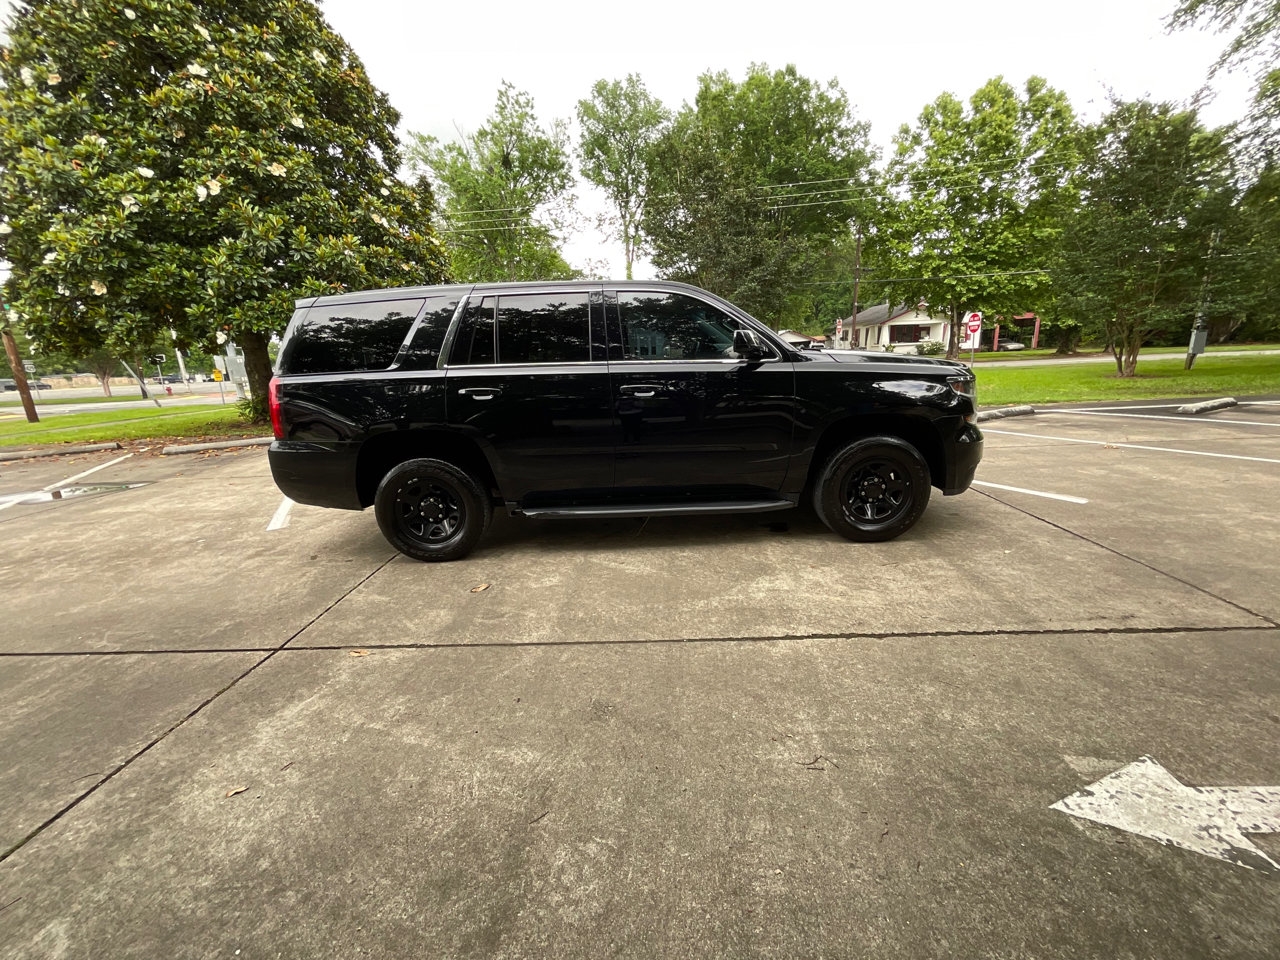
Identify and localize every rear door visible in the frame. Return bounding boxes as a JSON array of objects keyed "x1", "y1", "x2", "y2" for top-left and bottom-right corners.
[
  {"x1": 445, "y1": 287, "x2": 614, "y2": 506},
  {"x1": 606, "y1": 287, "x2": 796, "y2": 500}
]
